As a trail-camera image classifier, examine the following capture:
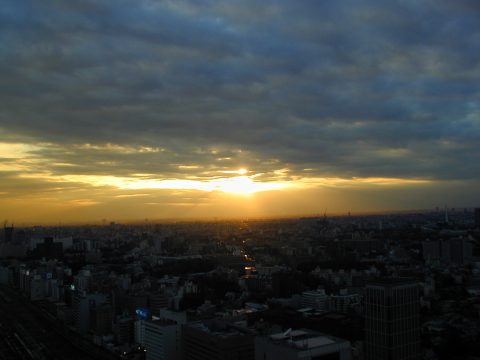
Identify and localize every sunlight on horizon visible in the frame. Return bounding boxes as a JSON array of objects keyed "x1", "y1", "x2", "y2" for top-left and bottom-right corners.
[
  {"x1": 16, "y1": 171, "x2": 433, "y2": 197},
  {"x1": 19, "y1": 172, "x2": 288, "y2": 194}
]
